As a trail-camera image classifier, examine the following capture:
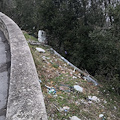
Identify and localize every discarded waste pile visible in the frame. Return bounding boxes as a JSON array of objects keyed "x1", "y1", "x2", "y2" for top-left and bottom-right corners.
[{"x1": 24, "y1": 32, "x2": 120, "y2": 120}]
